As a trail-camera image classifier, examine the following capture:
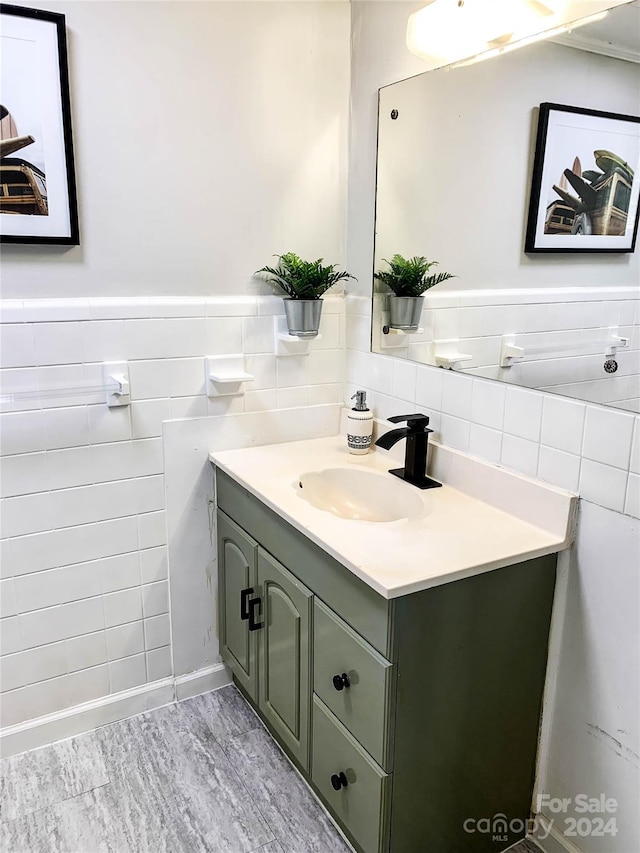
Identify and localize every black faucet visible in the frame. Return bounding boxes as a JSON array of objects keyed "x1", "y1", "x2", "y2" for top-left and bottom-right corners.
[{"x1": 375, "y1": 414, "x2": 442, "y2": 490}]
